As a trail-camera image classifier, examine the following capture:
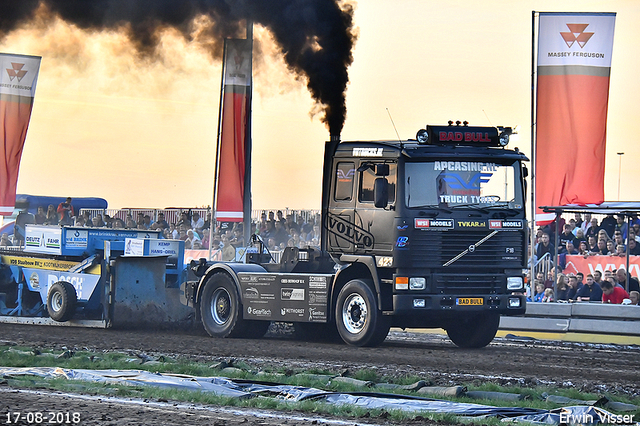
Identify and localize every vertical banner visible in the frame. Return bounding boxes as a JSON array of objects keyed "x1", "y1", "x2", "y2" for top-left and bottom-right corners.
[
  {"x1": 0, "y1": 53, "x2": 41, "y2": 216},
  {"x1": 214, "y1": 39, "x2": 251, "y2": 223},
  {"x1": 535, "y1": 13, "x2": 615, "y2": 225}
]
